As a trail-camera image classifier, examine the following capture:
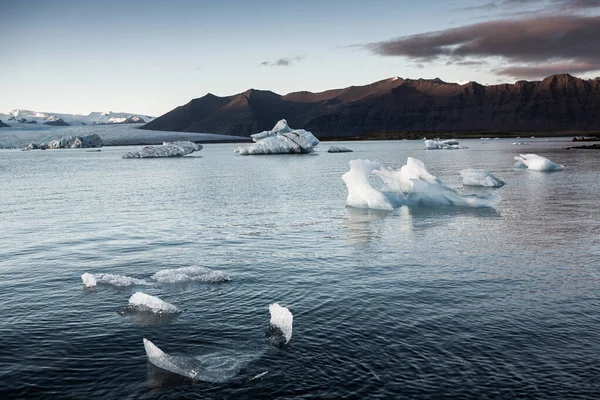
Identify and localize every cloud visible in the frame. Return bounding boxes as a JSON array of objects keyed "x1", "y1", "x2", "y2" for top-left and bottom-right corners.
[
  {"x1": 260, "y1": 56, "x2": 305, "y2": 67},
  {"x1": 366, "y1": 15, "x2": 600, "y2": 79}
]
